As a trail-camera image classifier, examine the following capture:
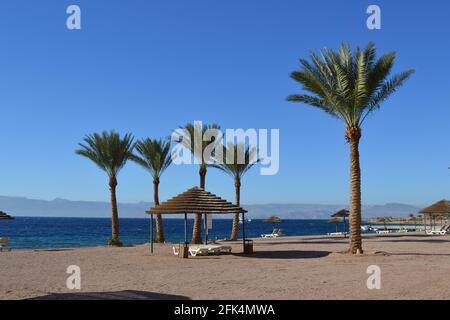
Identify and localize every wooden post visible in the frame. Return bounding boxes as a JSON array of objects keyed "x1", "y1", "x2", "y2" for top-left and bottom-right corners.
[
  {"x1": 204, "y1": 213, "x2": 208, "y2": 244},
  {"x1": 343, "y1": 216, "x2": 347, "y2": 238},
  {"x1": 242, "y1": 212, "x2": 246, "y2": 252},
  {"x1": 150, "y1": 212, "x2": 154, "y2": 254},
  {"x1": 184, "y1": 213, "x2": 188, "y2": 244}
]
